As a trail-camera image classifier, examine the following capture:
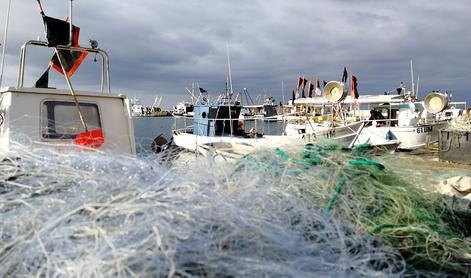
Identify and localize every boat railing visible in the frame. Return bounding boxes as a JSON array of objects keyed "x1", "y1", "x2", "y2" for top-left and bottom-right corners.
[
  {"x1": 17, "y1": 40, "x2": 111, "y2": 94},
  {"x1": 173, "y1": 115, "x2": 280, "y2": 137}
]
